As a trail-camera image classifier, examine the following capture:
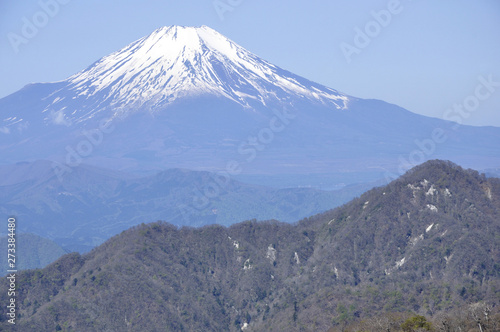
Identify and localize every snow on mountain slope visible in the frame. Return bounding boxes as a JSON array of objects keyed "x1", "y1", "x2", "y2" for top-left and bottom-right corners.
[{"x1": 44, "y1": 25, "x2": 348, "y2": 124}]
